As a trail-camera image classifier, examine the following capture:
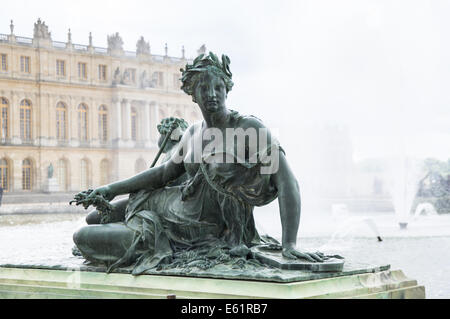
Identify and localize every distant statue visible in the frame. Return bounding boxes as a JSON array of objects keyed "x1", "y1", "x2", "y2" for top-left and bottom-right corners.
[
  {"x1": 72, "y1": 52, "x2": 333, "y2": 276},
  {"x1": 113, "y1": 67, "x2": 121, "y2": 84},
  {"x1": 140, "y1": 70, "x2": 148, "y2": 88},
  {"x1": 197, "y1": 44, "x2": 207, "y2": 56},
  {"x1": 33, "y1": 18, "x2": 52, "y2": 40},
  {"x1": 136, "y1": 36, "x2": 150, "y2": 55},
  {"x1": 47, "y1": 164, "x2": 54, "y2": 179},
  {"x1": 121, "y1": 69, "x2": 130, "y2": 84},
  {"x1": 0, "y1": 185, "x2": 3, "y2": 207},
  {"x1": 107, "y1": 32, "x2": 124, "y2": 51}
]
